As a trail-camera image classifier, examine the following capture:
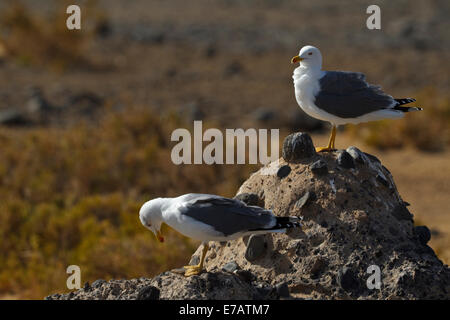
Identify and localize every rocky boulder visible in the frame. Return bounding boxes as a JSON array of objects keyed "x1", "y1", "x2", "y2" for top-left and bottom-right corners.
[{"x1": 192, "y1": 133, "x2": 450, "y2": 299}]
